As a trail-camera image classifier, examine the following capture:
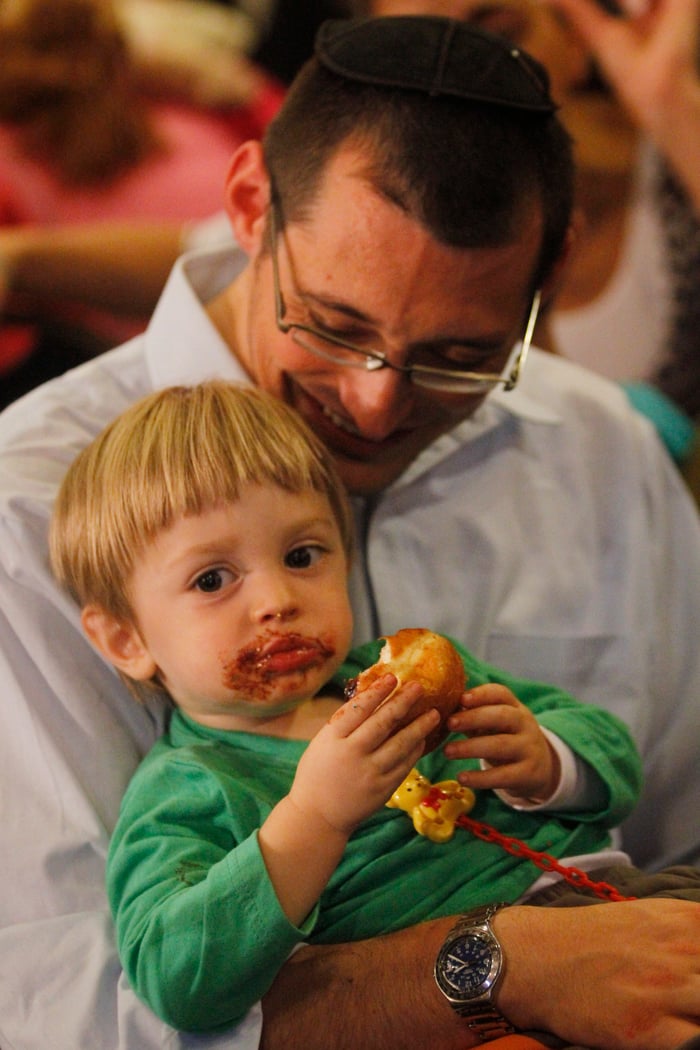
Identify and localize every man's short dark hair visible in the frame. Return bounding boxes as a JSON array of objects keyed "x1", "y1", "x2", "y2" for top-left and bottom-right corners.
[{"x1": 263, "y1": 16, "x2": 574, "y2": 287}]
